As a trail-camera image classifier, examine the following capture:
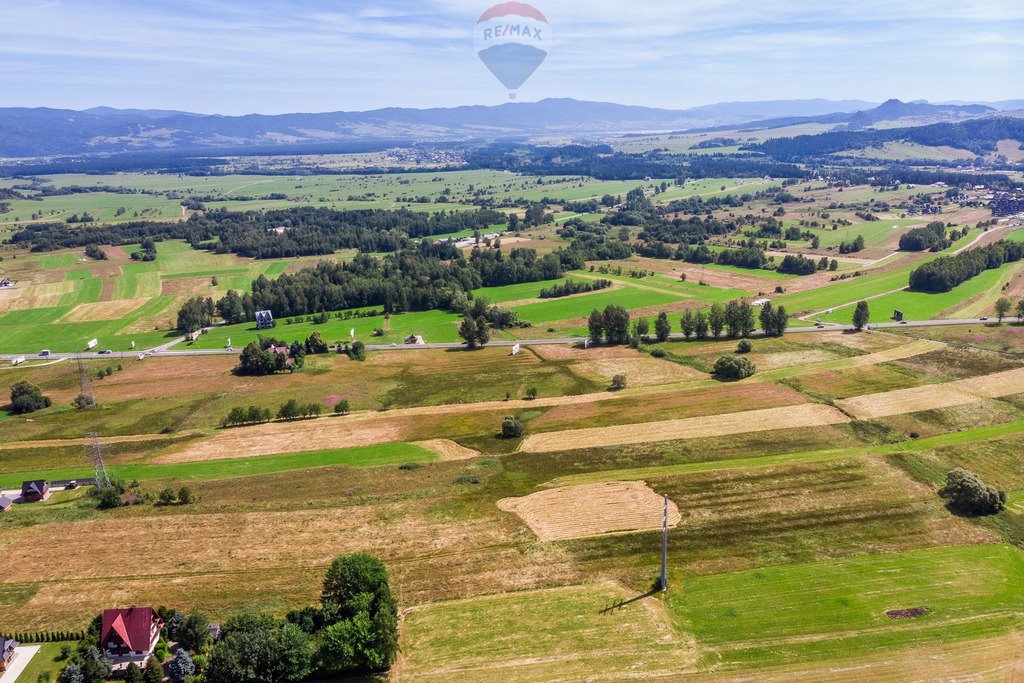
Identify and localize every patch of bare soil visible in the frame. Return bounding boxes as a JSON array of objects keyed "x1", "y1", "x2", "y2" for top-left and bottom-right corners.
[
  {"x1": 498, "y1": 481, "x2": 680, "y2": 541},
  {"x1": 102, "y1": 245, "x2": 130, "y2": 260},
  {"x1": 886, "y1": 607, "x2": 929, "y2": 619}
]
